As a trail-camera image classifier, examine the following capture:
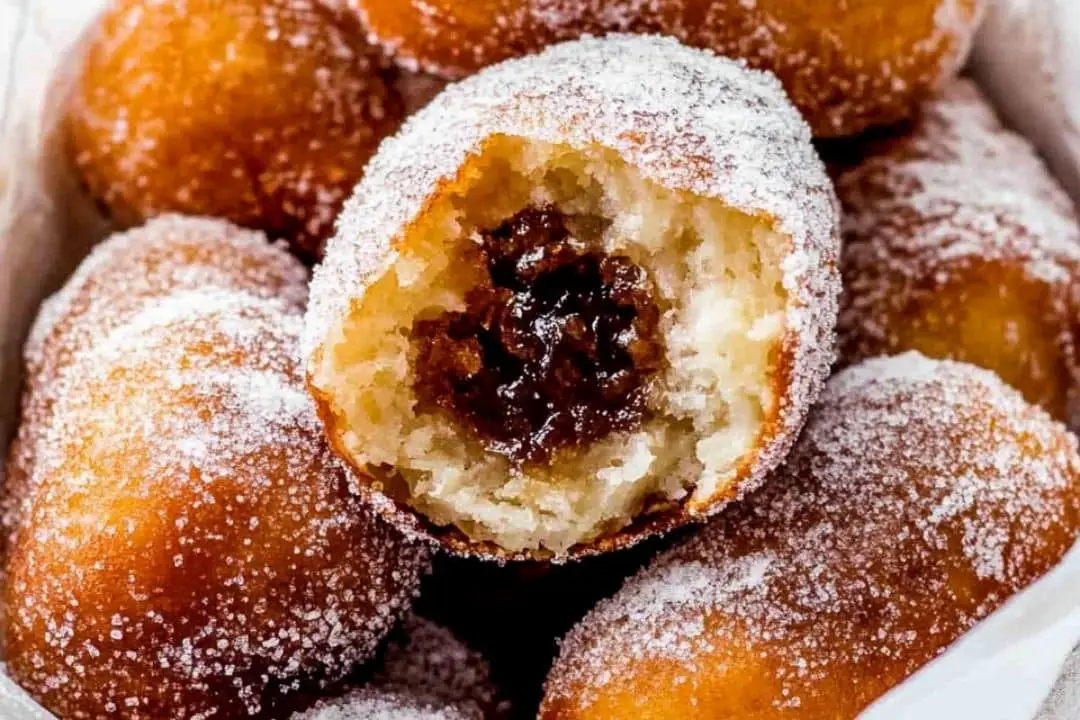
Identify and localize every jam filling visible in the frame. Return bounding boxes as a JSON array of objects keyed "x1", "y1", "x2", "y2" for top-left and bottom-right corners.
[{"x1": 411, "y1": 205, "x2": 665, "y2": 464}]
